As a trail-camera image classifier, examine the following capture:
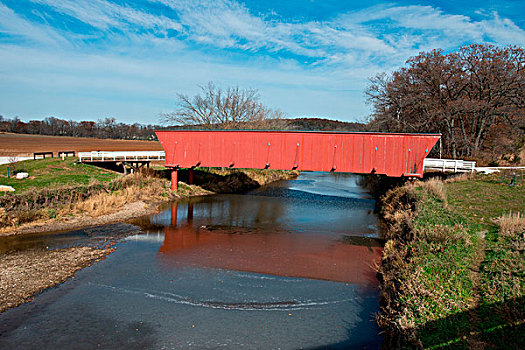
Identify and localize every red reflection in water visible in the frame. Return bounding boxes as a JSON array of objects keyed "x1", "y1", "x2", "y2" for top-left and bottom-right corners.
[{"x1": 159, "y1": 206, "x2": 382, "y2": 287}]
